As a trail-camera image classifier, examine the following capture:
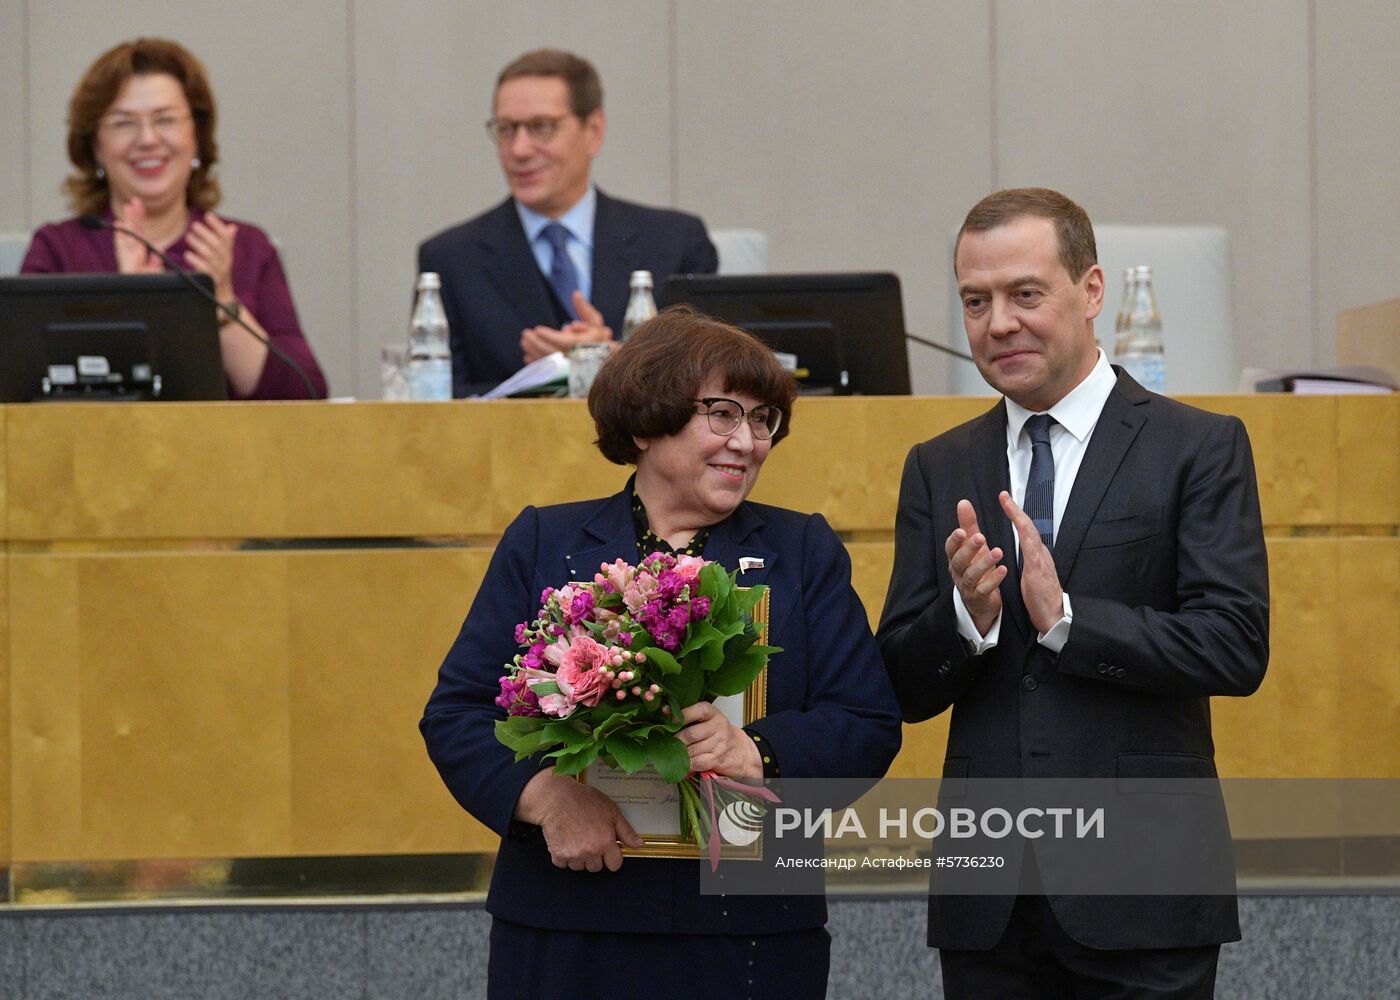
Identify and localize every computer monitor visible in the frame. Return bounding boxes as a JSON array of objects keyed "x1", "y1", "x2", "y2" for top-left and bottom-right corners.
[
  {"x1": 663, "y1": 271, "x2": 911, "y2": 395},
  {"x1": 0, "y1": 272, "x2": 227, "y2": 402}
]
